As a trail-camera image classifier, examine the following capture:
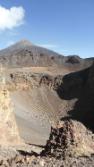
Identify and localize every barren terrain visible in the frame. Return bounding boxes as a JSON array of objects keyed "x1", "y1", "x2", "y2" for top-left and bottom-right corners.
[{"x1": 0, "y1": 40, "x2": 94, "y2": 166}]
